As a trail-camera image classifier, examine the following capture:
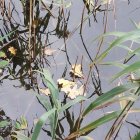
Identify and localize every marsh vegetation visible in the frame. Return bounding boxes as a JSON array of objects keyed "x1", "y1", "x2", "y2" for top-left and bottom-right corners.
[{"x1": 0, "y1": 0, "x2": 140, "y2": 140}]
